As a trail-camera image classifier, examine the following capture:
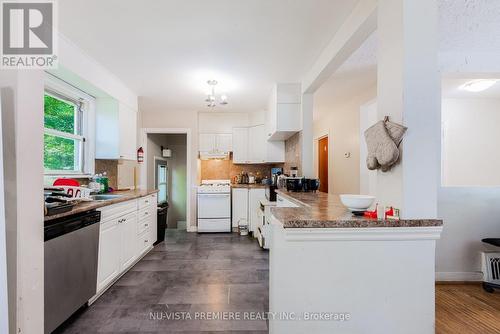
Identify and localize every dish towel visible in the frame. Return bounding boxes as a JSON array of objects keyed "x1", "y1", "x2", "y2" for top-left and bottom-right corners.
[{"x1": 364, "y1": 119, "x2": 408, "y2": 172}]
